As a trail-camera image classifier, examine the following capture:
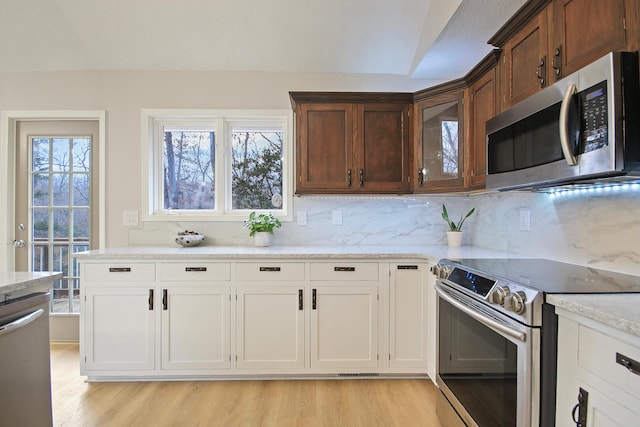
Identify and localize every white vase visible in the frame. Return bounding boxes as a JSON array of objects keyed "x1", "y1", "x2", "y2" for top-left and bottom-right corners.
[
  {"x1": 254, "y1": 232, "x2": 271, "y2": 247},
  {"x1": 446, "y1": 231, "x2": 463, "y2": 247}
]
